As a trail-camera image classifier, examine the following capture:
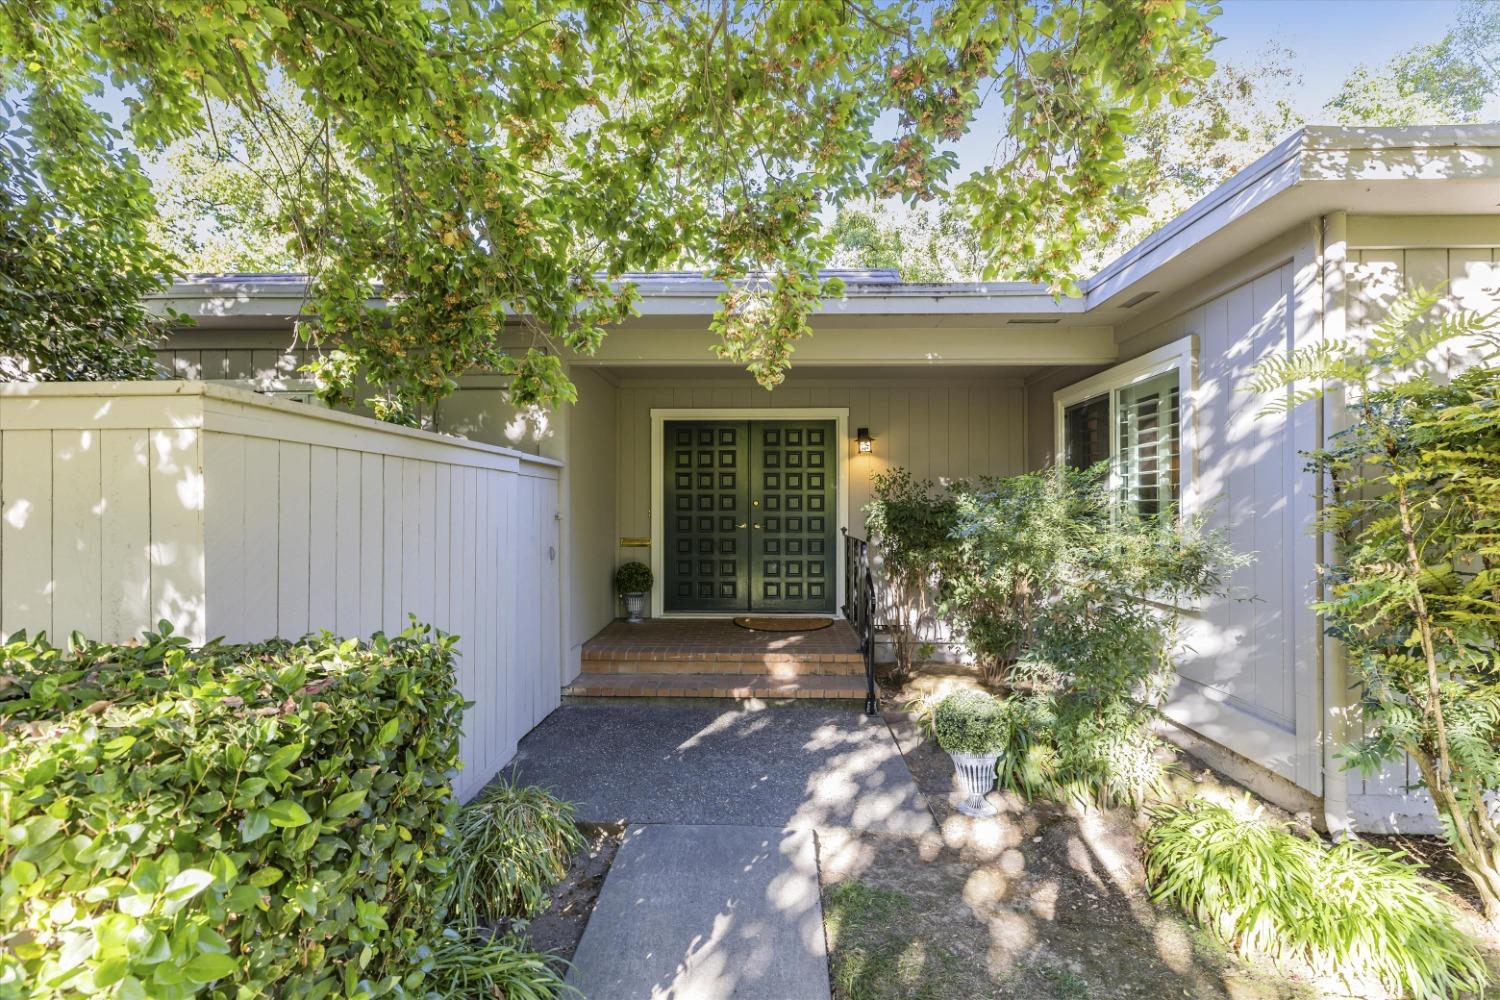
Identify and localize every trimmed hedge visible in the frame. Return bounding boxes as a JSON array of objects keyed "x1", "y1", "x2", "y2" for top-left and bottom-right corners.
[{"x1": 0, "y1": 622, "x2": 465, "y2": 999}]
